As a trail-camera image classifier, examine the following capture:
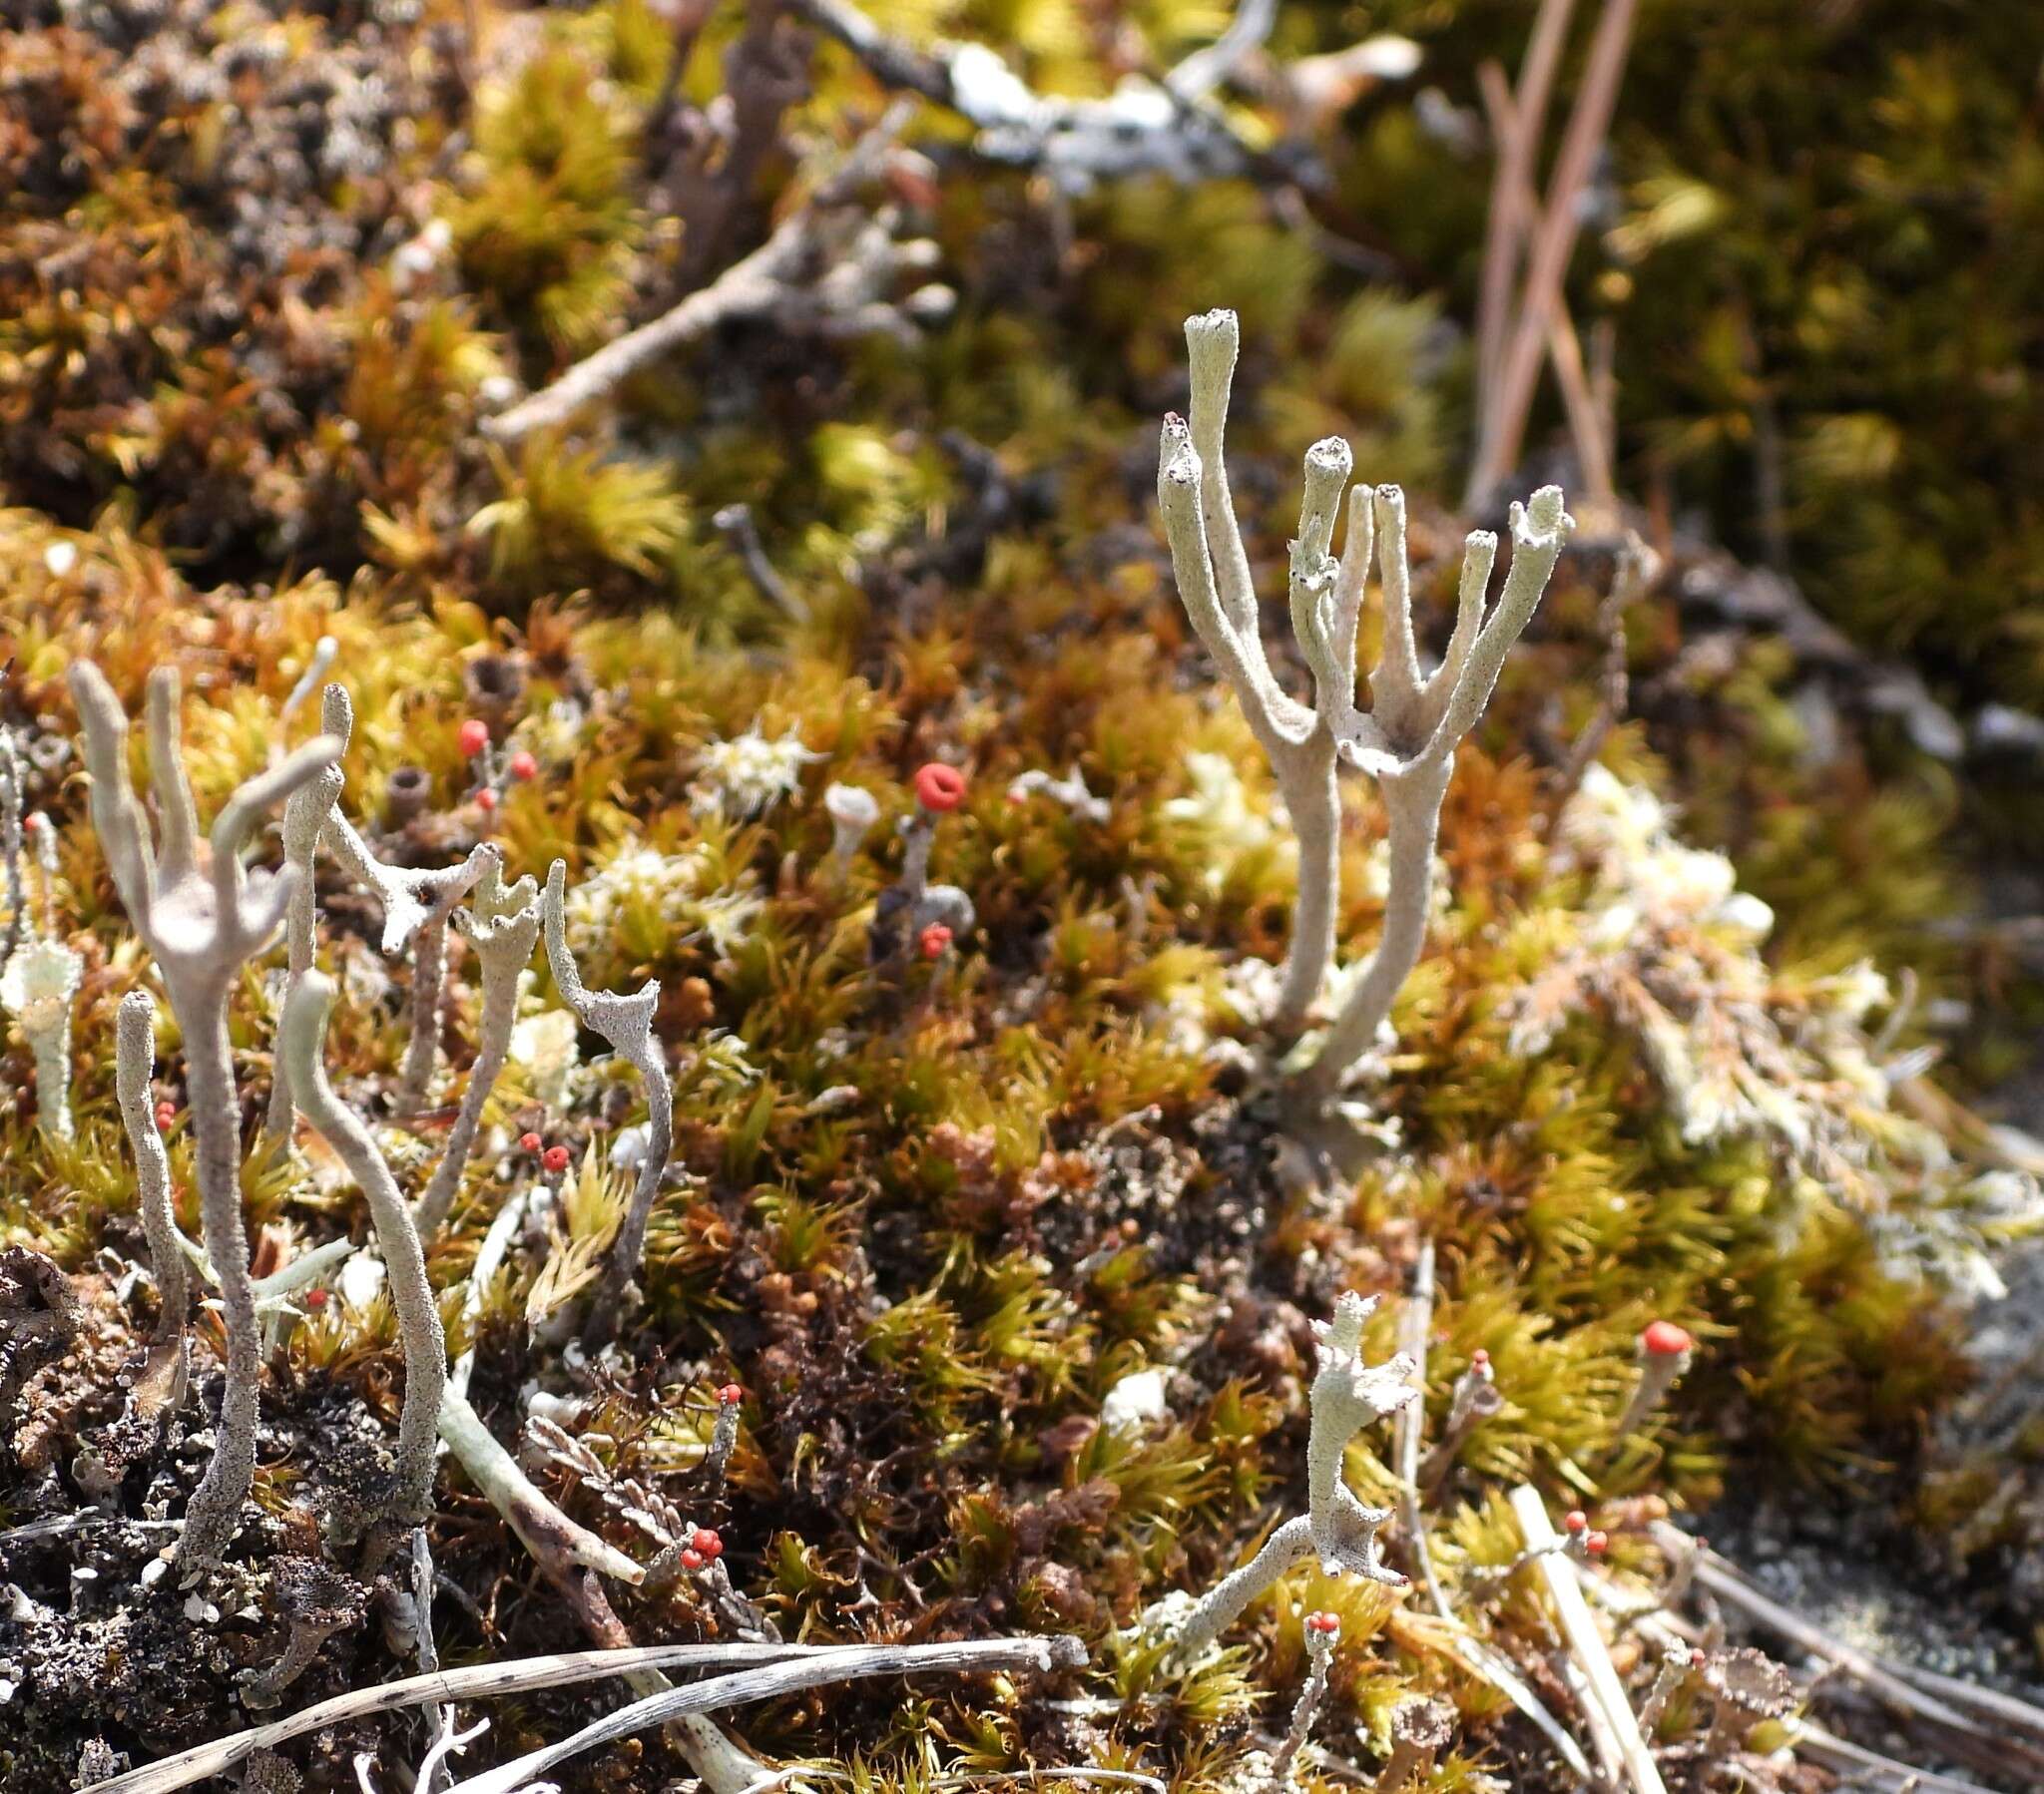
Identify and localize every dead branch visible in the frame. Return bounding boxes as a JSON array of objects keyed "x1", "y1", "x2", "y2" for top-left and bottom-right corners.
[
  {"x1": 484, "y1": 105, "x2": 945, "y2": 446},
  {"x1": 1465, "y1": 0, "x2": 1638, "y2": 510}
]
